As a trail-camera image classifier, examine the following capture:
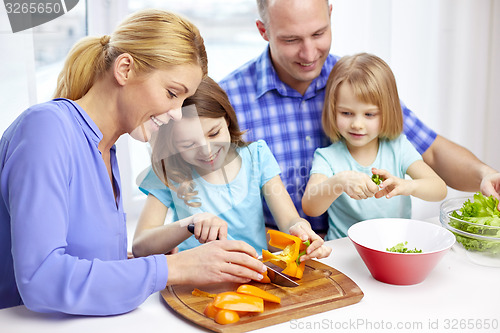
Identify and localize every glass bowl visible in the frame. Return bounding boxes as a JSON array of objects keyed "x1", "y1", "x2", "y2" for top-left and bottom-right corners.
[{"x1": 440, "y1": 196, "x2": 500, "y2": 267}]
